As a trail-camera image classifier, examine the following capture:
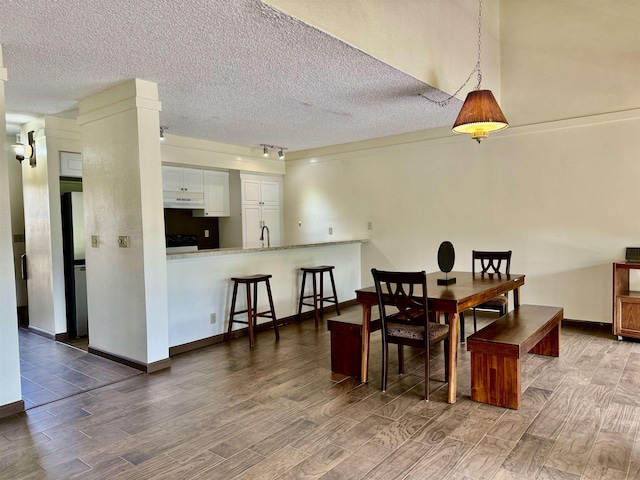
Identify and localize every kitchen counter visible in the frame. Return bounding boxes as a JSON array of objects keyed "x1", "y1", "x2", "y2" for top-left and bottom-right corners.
[
  {"x1": 166, "y1": 239, "x2": 367, "y2": 259},
  {"x1": 166, "y1": 239, "x2": 365, "y2": 349}
]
